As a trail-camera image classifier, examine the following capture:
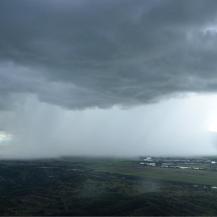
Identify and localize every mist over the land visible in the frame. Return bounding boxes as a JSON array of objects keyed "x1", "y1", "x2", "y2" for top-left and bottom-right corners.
[
  {"x1": 0, "y1": 94, "x2": 216, "y2": 158},
  {"x1": 1, "y1": 0, "x2": 217, "y2": 157}
]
